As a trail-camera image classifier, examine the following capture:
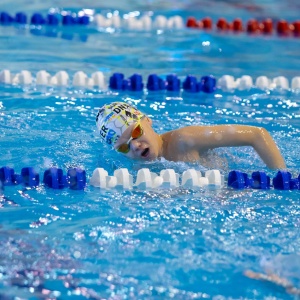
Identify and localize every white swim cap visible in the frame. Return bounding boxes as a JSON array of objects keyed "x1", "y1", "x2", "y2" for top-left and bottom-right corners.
[{"x1": 96, "y1": 102, "x2": 145, "y2": 146}]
